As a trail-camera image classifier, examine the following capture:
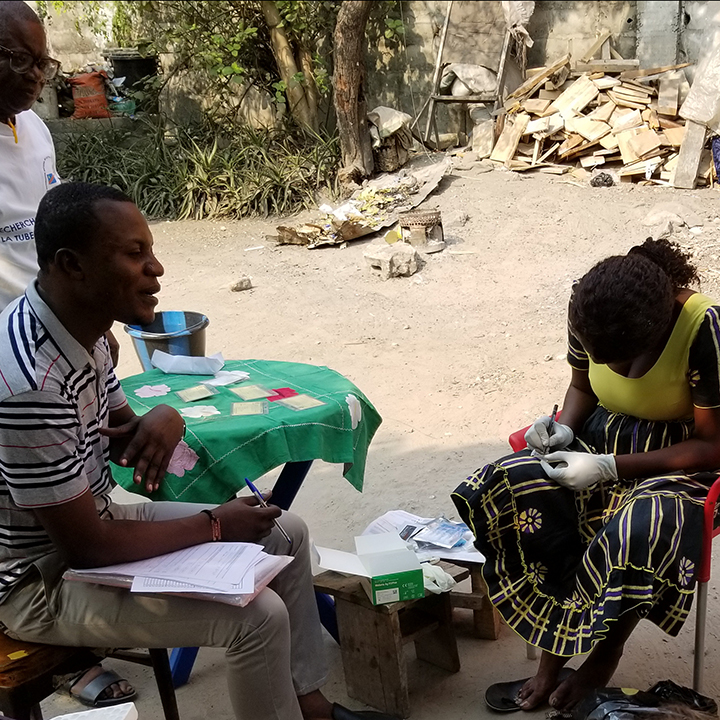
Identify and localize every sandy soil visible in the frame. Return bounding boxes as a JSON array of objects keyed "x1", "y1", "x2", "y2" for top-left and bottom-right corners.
[{"x1": 44, "y1": 156, "x2": 720, "y2": 719}]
